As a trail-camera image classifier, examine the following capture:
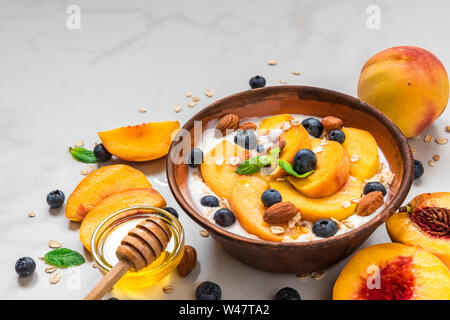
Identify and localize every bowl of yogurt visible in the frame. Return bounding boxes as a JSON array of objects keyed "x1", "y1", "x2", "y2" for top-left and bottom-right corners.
[{"x1": 166, "y1": 85, "x2": 414, "y2": 273}]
